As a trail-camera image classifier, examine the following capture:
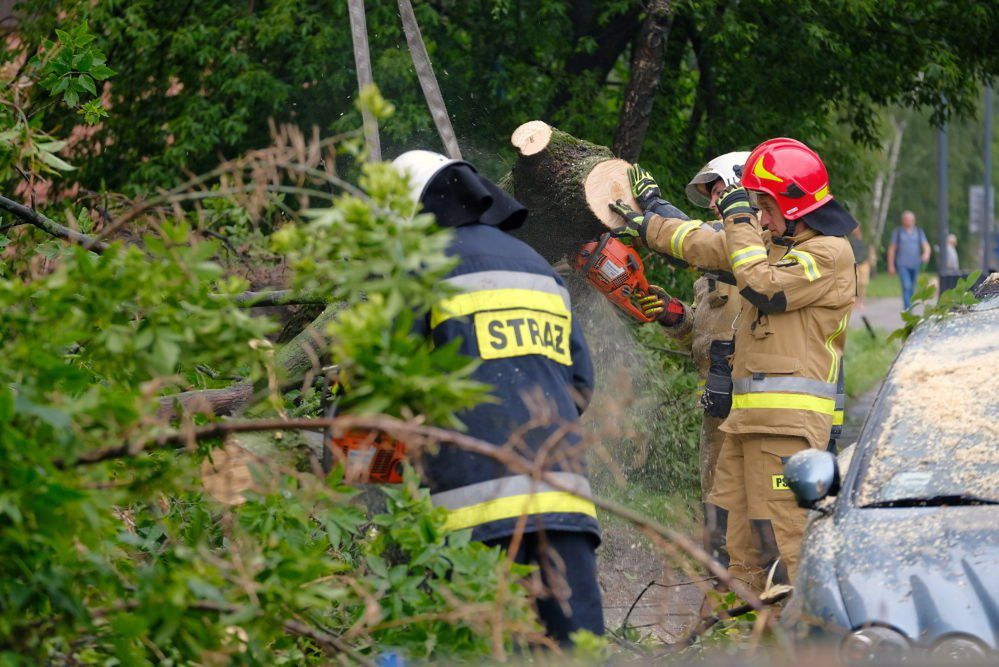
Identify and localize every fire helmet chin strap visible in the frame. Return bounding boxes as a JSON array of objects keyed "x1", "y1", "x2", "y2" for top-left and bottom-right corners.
[{"x1": 772, "y1": 217, "x2": 798, "y2": 246}]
